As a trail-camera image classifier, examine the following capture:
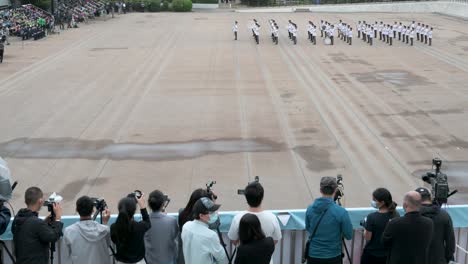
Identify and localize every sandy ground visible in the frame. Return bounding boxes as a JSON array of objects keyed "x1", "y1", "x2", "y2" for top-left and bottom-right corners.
[{"x1": 0, "y1": 11, "x2": 467, "y2": 215}]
